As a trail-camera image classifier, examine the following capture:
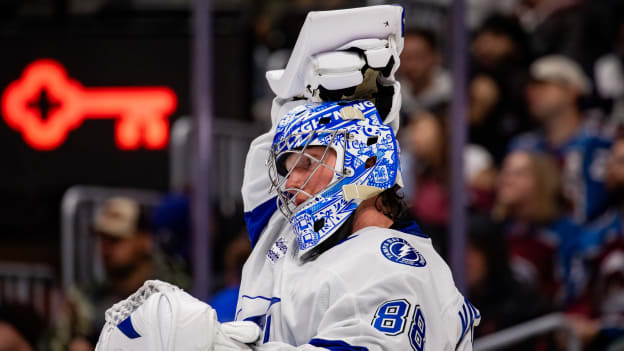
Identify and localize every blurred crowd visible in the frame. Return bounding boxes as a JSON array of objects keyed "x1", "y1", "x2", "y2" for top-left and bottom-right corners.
[
  {"x1": 393, "y1": 0, "x2": 624, "y2": 349},
  {"x1": 2, "y1": 0, "x2": 624, "y2": 350},
  {"x1": 0, "y1": 189, "x2": 252, "y2": 351},
  {"x1": 1, "y1": 194, "x2": 251, "y2": 351}
]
